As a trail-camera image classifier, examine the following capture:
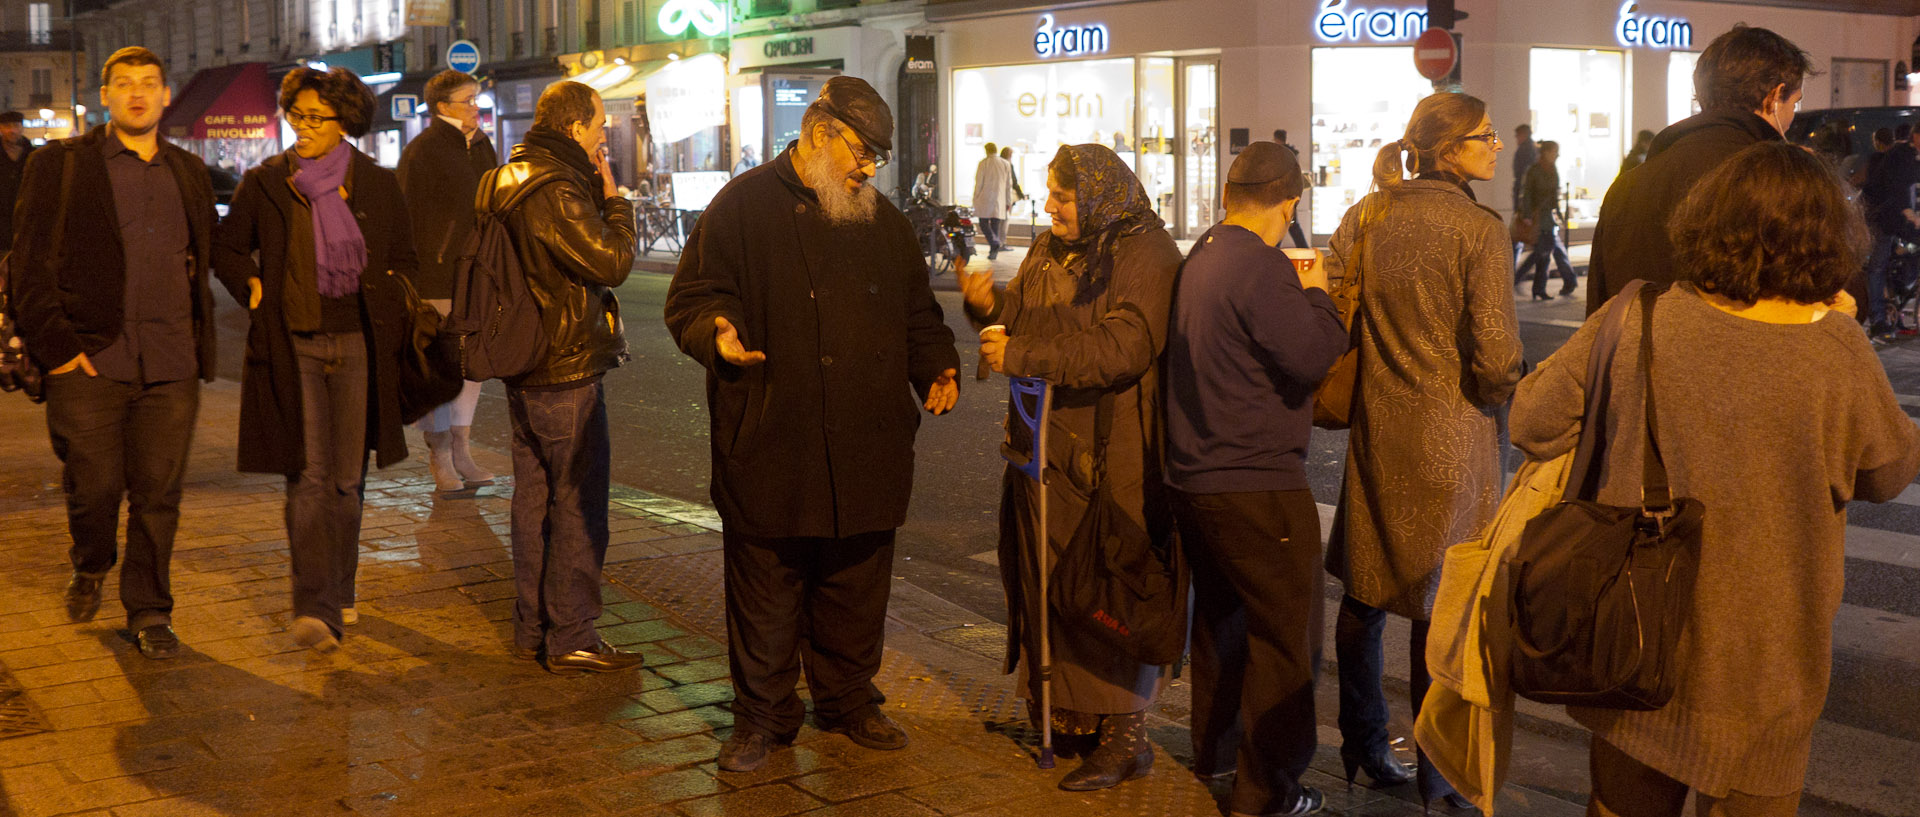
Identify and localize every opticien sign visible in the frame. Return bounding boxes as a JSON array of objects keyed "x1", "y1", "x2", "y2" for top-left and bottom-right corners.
[
  {"x1": 657, "y1": 0, "x2": 726, "y2": 38},
  {"x1": 1314, "y1": 0, "x2": 1428, "y2": 44},
  {"x1": 1615, "y1": 2, "x2": 1692, "y2": 50}
]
